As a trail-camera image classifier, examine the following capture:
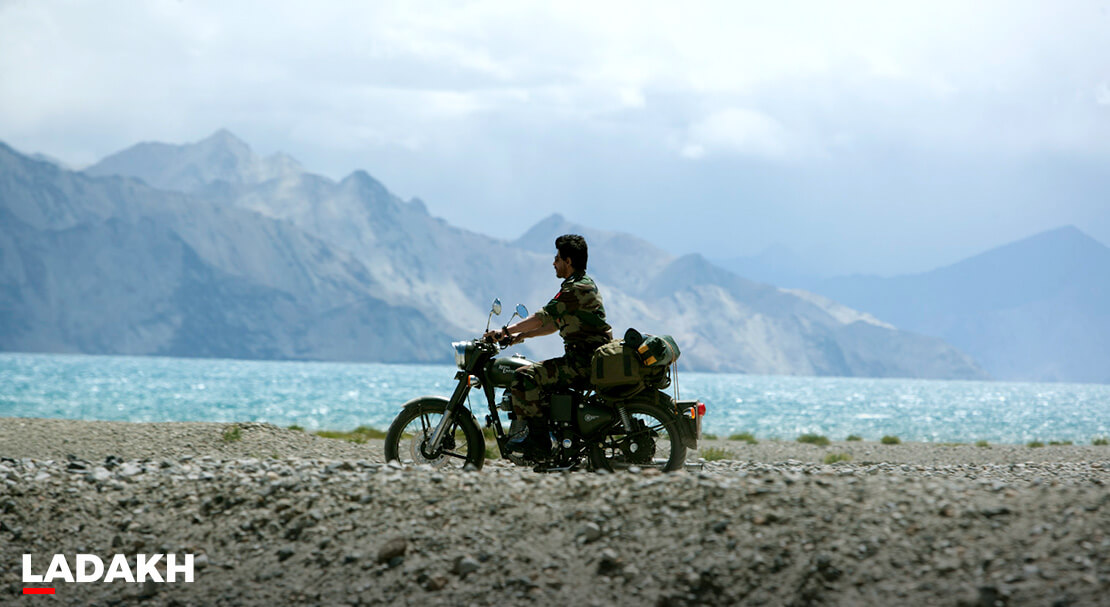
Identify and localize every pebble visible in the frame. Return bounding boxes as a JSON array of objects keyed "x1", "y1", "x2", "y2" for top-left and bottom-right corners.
[
  {"x1": 453, "y1": 555, "x2": 480, "y2": 577},
  {"x1": 577, "y1": 522, "x2": 603, "y2": 543},
  {"x1": 377, "y1": 537, "x2": 407, "y2": 564},
  {"x1": 117, "y1": 462, "x2": 143, "y2": 478},
  {"x1": 597, "y1": 549, "x2": 623, "y2": 576}
]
